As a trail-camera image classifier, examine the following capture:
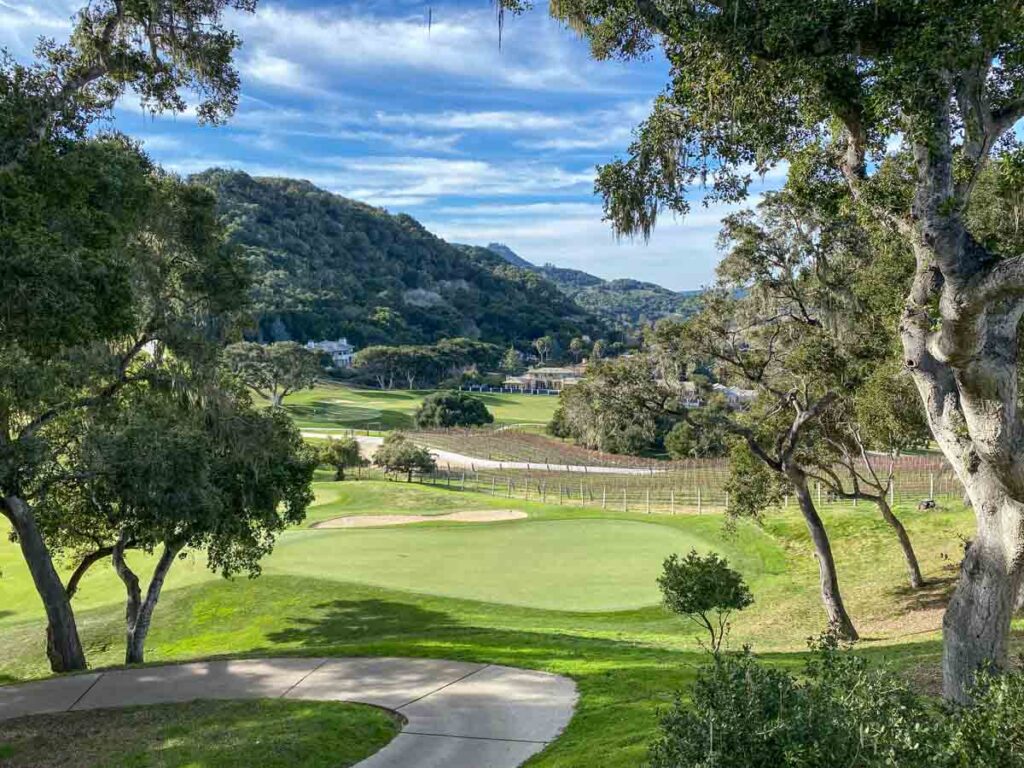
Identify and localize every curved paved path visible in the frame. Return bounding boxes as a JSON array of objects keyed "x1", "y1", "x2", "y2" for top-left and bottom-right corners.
[
  {"x1": 303, "y1": 431, "x2": 666, "y2": 475},
  {"x1": 0, "y1": 657, "x2": 578, "y2": 768}
]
